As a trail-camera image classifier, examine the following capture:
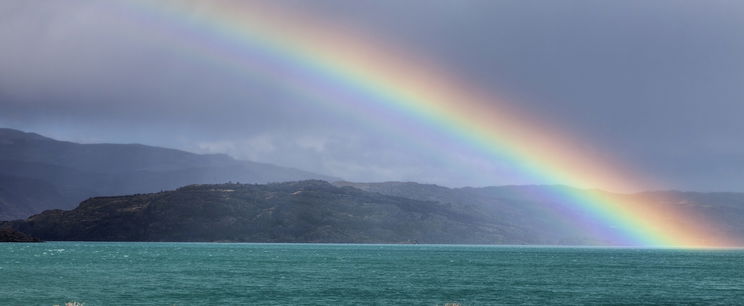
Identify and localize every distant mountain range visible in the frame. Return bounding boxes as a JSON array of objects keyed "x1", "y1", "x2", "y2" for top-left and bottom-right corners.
[
  {"x1": 0, "y1": 128, "x2": 336, "y2": 220},
  {"x1": 3, "y1": 180, "x2": 743, "y2": 244},
  {"x1": 2, "y1": 127, "x2": 743, "y2": 245}
]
